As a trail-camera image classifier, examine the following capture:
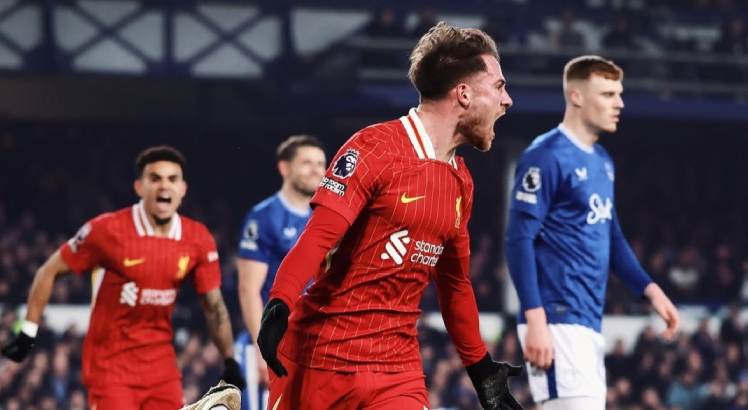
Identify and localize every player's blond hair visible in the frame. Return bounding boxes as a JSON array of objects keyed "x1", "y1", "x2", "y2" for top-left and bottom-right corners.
[
  {"x1": 563, "y1": 55, "x2": 623, "y2": 93},
  {"x1": 408, "y1": 21, "x2": 499, "y2": 100}
]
